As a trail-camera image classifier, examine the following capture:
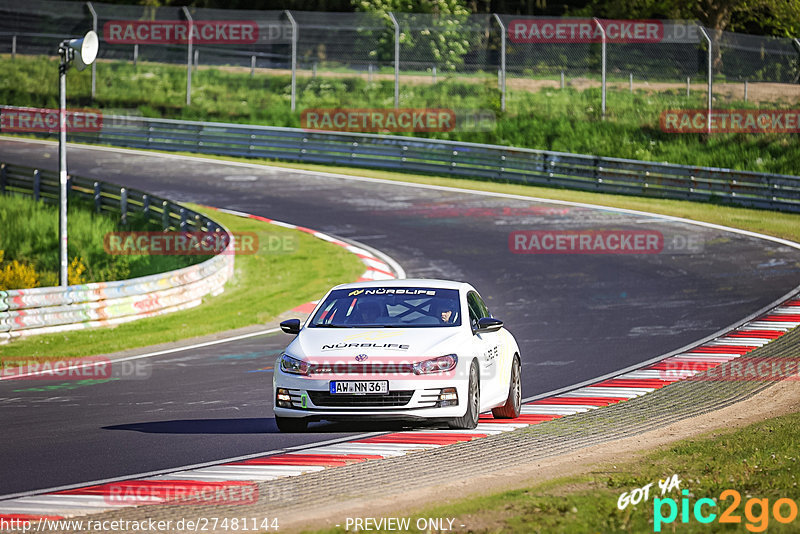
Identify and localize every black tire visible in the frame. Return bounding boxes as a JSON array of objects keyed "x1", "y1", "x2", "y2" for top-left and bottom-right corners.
[
  {"x1": 449, "y1": 360, "x2": 480, "y2": 429},
  {"x1": 492, "y1": 355, "x2": 521, "y2": 419},
  {"x1": 275, "y1": 416, "x2": 308, "y2": 433}
]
